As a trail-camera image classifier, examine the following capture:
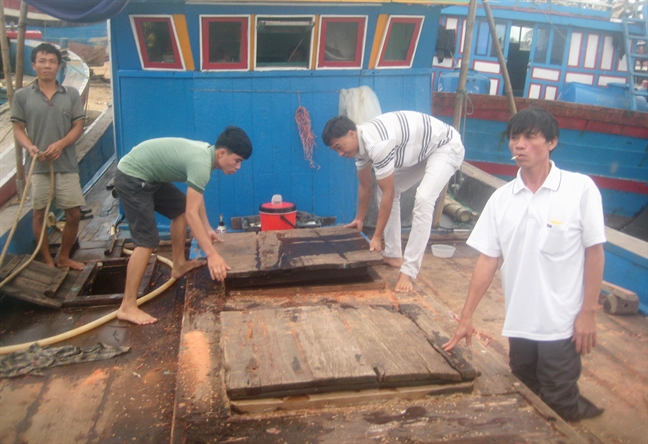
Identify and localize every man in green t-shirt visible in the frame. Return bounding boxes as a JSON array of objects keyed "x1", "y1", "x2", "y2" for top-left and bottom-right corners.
[{"x1": 114, "y1": 128, "x2": 252, "y2": 325}]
